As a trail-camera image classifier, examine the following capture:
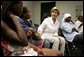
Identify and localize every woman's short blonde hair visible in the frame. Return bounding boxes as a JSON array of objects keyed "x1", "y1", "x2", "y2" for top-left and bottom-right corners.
[{"x1": 50, "y1": 7, "x2": 60, "y2": 16}]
